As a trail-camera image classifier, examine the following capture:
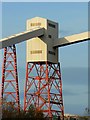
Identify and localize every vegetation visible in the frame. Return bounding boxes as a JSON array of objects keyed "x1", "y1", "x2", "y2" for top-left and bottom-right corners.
[
  {"x1": 1, "y1": 100, "x2": 90, "y2": 120},
  {"x1": 78, "y1": 116, "x2": 90, "y2": 120},
  {"x1": 1, "y1": 100, "x2": 48, "y2": 120}
]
